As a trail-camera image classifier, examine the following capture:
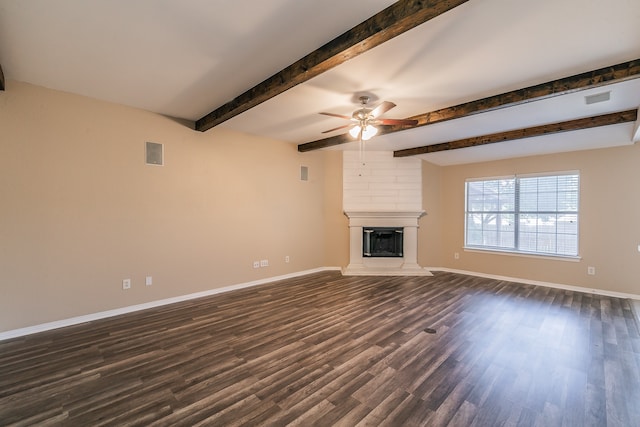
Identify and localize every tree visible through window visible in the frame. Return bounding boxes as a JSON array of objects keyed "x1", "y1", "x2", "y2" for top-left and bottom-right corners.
[{"x1": 465, "y1": 172, "x2": 579, "y2": 257}]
